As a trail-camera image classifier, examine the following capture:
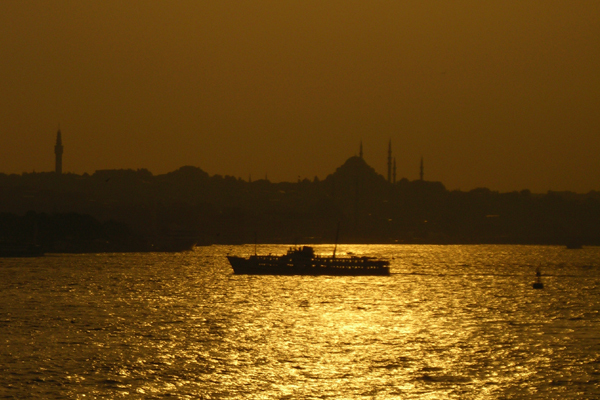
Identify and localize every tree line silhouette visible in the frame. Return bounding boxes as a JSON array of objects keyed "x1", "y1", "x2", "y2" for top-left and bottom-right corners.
[{"x1": 1, "y1": 156, "x2": 599, "y2": 251}]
